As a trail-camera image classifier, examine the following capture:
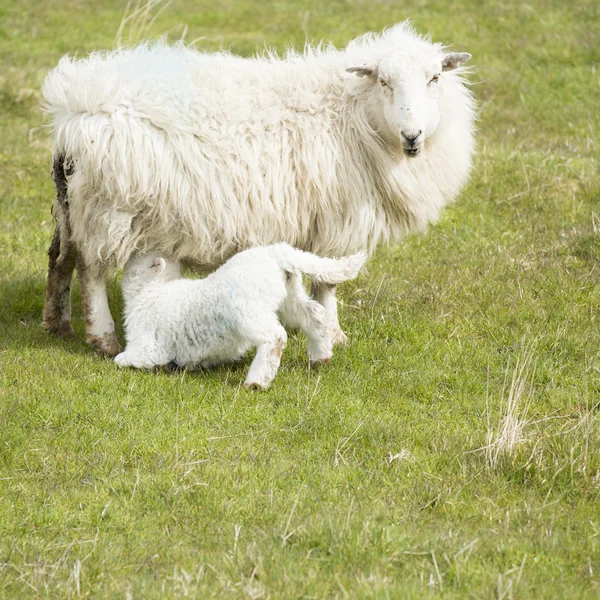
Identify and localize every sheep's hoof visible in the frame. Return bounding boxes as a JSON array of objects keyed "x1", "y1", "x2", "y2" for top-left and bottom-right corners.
[
  {"x1": 89, "y1": 333, "x2": 122, "y2": 357},
  {"x1": 331, "y1": 329, "x2": 348, "y2": 346},
  {"x1": 43, "y1": 320, "x2": 75, "y2": 338}
]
